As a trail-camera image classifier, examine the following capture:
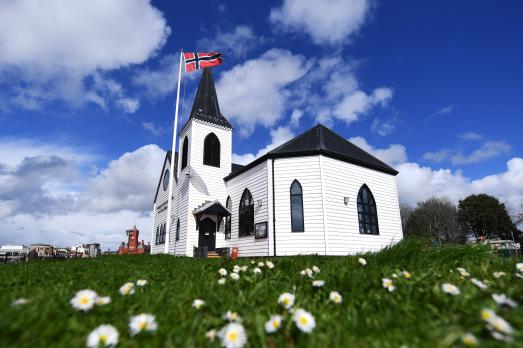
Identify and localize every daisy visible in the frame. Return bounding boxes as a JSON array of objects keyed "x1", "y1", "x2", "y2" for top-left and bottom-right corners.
[
  {"x1": 312, "y1": 266, "x2": 320, "y2": 273},
  {"x1": 492, "y1": 271, "x2": 506, "y2": 279},
  {"x1": 218, "y1": 278, "x2": 226, "y2": 285},
  {"x1": 516, "y1": 262, "x2": 523, "y2": 272},
  {"x1": 329, "y1": 291, "x2": 342, "y2": 304},
  {"x1": 480, "y1": 309, "x2": 514, "y2": 337},
  {"x1": 12, "y1": 298, "x2": 29, "y2": 306},
  {"x1": 253, "y1": 267, "x2": 262, "y2": 274},
  {"x1": 240, "y1": 265, "x2": 248, "y2": 272},
  {"x1": 470, "y1": 278, "x2": 488, "y2": 289},
  {"x1": 392, "y1": 273, "x2": 398, "y2": 278},
  {"x1": 129, "y1": 313, "x2": 158, "y2": 336},
  {"x1": 312, "y1": 280, "x2": 325, "y2": 287},
  {"x1": 264, "y1": 315, "x2": 283, "y2": 333},
  {"x1": 136, "y1": 279, "x2": 147, "y2": 287},
  {"x1": 206, "y1": 329, "x2": 217, "y2": 342},
  {"x1": 402, "y1": 271, "x2": 412, "y2": 279},
  {"x1": 70, "y1": 289, "x2": 98, "y2": 311},
  {"x1": 457, "y1": 267, "x2": 470, "y2": 277},
  {"x1": 492, "y1": 293, "x2": 518, "y2": 308},
  {"x1": 490, "y1": 330, "x2": 511, "y2": 342},
  {"x1": 96, "y1": 296, "x2": 111, "y2": 306},
  {"x1": 223, "y1": 310, "x2": 241, "y2": 322},
  {"x1": 358, "y1": 258, "x2": 367, "y2": 266},
  {"x1": 86, "y1": 324, "x2": 119, "y2": 348},
  {"x1": 382, "y1": 278, "x2": 395, "y2": 292},
  {"x1": 441, "y1": 283, "x2": 460, "y2": 296},
  {"x1": 301, "y1": 268, "x2": 314, "y2": 278},
  {"x1": 515, "y1": 273, "x2": 523, "y2": 280},
  {"x1": 293, "y1": 309, "x2": 316, "y2": 333},
  {"x1": 192, "y1": 299, "x2": 205, "y2": 309},
  {"x1": 119, "y1": 282, "x2": 135, "y2": 296},
  {"x1": 265, "y1": 261, "x2": 274, "y2": 269},
  {"x1": 277, "y1": 292, "x2": 295, "y2": 309},
  {"x1": 258, "y1": 261, "x2": 265, "y2": 267},
  {"x1": 232, "y1": 265, "x2": 240, "y2": 273},
  {"x1": 219, "y1": 268, "x2": 228, "y2": 276},
  {"x1": 219, "y1": 323, "x2": 247, "y2": 348},
  {"x1": 230, "y1": 273, "x2": 240, "y2": 281},
  {"x1": 480, "y1": 308, "x2": 496, "y2": 322},
  {"x1": 461, "y1": 333, "x2": 478, "y2": 346}
]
